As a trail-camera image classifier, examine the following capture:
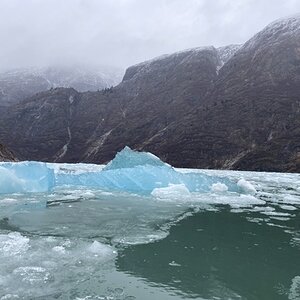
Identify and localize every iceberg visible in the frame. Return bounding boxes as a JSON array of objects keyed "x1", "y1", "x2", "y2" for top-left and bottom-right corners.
[
  {"x1": 0, "y1": 161, "x2": 55, "y2": 194},
  {"x1": 56, "y1": 147, "x2": 239, "y2": 194},
  {"x1": 0, "y1": 147, "x2": 240, "y2": 195}
]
